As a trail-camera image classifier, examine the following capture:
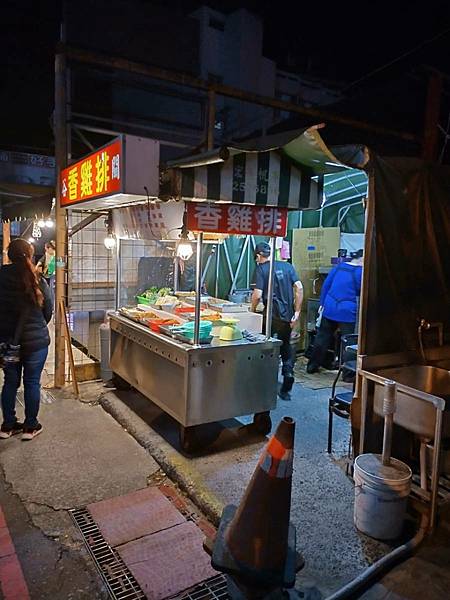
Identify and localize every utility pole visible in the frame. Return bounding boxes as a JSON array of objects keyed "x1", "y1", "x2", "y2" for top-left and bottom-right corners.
[
  {"x1": 422, "y1": 70, "x2": 443, "y2": 161},
  {"x1": 54, "y1": 45, "x2": 68, "y2": 386}
]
